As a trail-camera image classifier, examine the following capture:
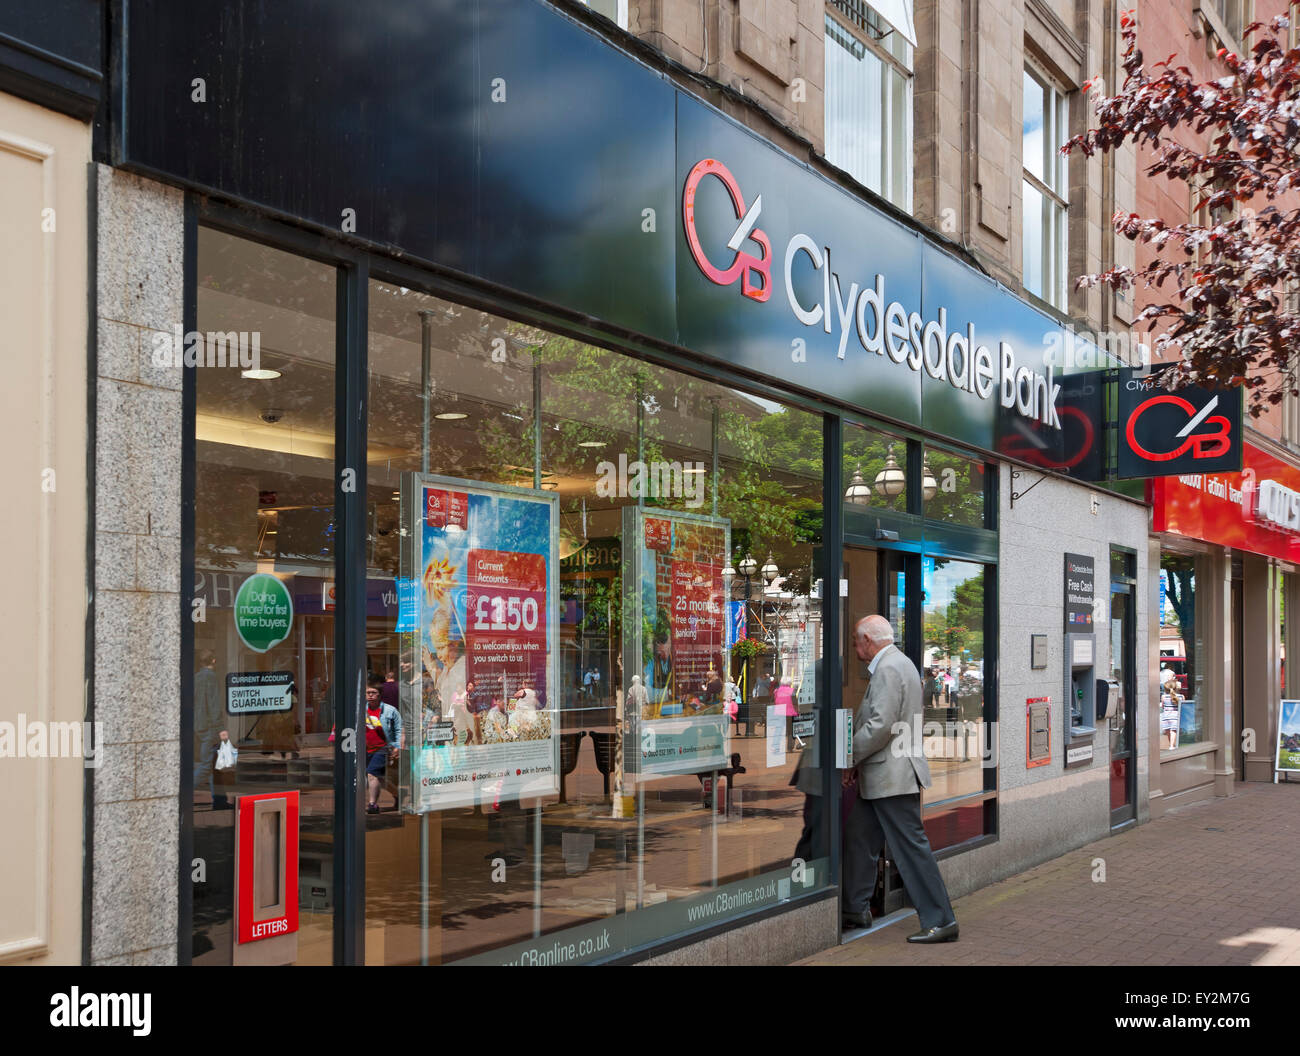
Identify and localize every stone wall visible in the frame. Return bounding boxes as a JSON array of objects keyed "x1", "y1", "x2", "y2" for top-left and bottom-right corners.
[{"x1": 91, "y1": 164, "x2": 184, "y2": 965}]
